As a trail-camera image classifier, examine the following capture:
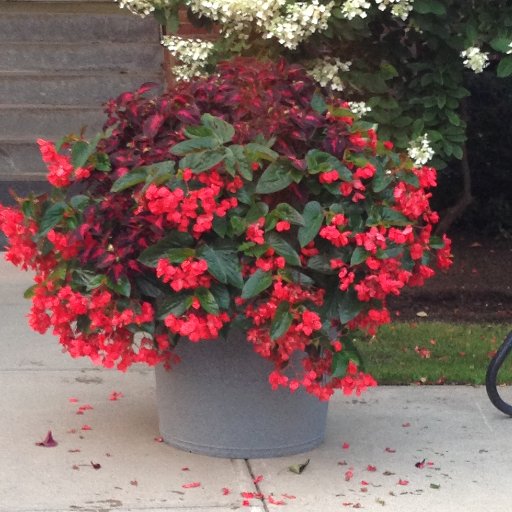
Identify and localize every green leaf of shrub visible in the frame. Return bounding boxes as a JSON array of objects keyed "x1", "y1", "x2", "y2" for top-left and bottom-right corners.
[
  {"x1": 198, "y1": 244, "x2": 244, "y2": 289},
  {"x1": 350, "y1": 246, "x2": 368, "y2": 266},
  {"x1": 38, "y1": 202, "x2": 67, "y2": 236},
  {"x1": 170, "y1": 137, "x2": 220, "y2": 156},
  {"x1": 255, "y1": 161, "x2": 295, "y2": 193},
  {"x1": 138, "y1": 233, "x2": 195, "y2": 267},
  {"x1": 157, "y1": 293, "x2": 192, "y2": 319},
  {"x1": 179, "y1": 149, "x2": 225, "y2": 173},
  {"x1": 195, "y1": 287, "x2": 220, "y2": 314},
  {"x1": 298, "y1": 201, "x2": 323, "y2": 247},
  {"x1": 270, "y1": 301, "x2": 293, "y2": 340},
  {"x1": 201, "y1": 114, "x2": 235, "y2": 143},
  {"x1": 71, "y1": 141, "x2": 93, "y2": 169},
  {"x1": 107, "y1": 276, "x2": 131, "y2": 297},
  {"x1": 241, "y1": 269, "x2": 273, "y2": 299},
  {"x1": 497, "y1": 56, "x2": 512, "y2": 78},
  {"x1": 338, "y1": 289, "x2": 363, "y2": 324},
  {"x1": 111, "y1": 168, "x2": 148, "y2": 192},
  {"x1": 266, "y1": 232, "x2": 301, "y2": 266},
  {"x1": 275, "y1": 203, "x2": 305, "y2": 226}
]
